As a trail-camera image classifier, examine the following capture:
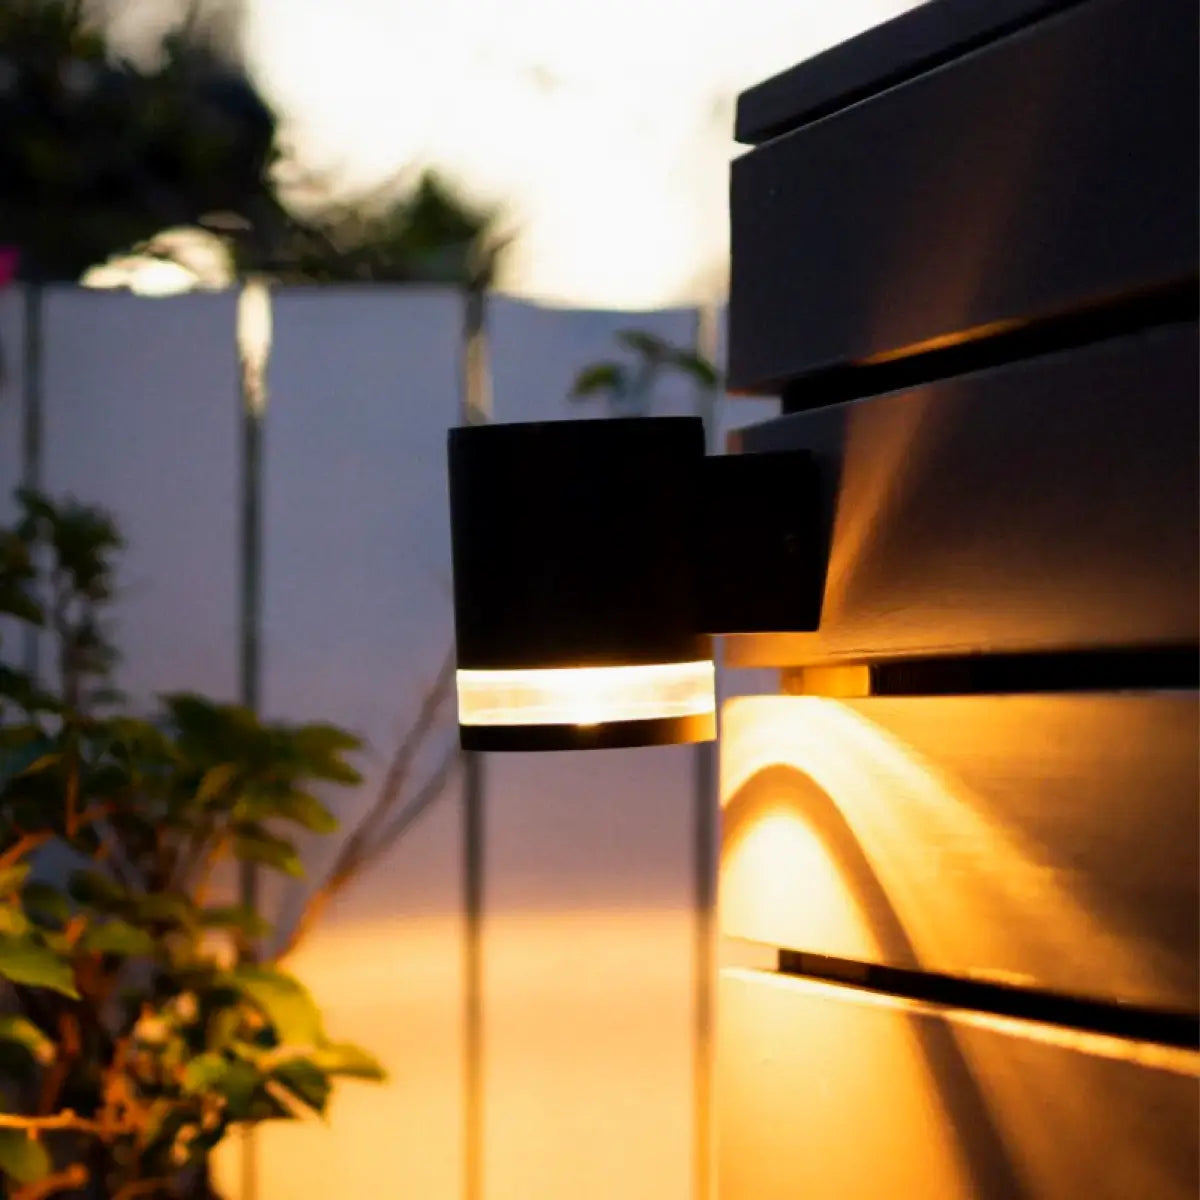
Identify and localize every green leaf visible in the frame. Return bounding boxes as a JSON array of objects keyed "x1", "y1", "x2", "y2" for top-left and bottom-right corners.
[
  {"x1": 195, "y1": 761, "x2": 240, "y2": 807},
  {"x1": 68, "y1": 868, "x2": 127, "y2": 912},
  {"x1": 0, "y1": 934, "x2": 77, "y2": 998},
  {"x1": 181, "y1": 1048, "x2": 266, "y2": 1122},
  {"x1": 228, "y1": 966, "x2": 323, "y2": 1045},
  {"x1": 0, "y1": 587, "x2": 44, "y2": 627},
  {"x1": 284, "y1": 727, "x2": 362, "y2": 784},
  {"x1": 205, "y1": 1006, "x2": 243, "y2": 1055},
  {"x1": 668, "y1": 349, "x2": 719, "y2": 388},
  {"x1": 0, "y1": 738, "x2": 57, "y2": 783},
  {"x1": 213, "y1": 1057, "x2": 261, "y2": 1119},
  {"x1": 305, "y1": 758, "x2": 361, "y2": 786},
  {"x1": 81, "y1": 919, "x2": 155, "y2": 956},
  {"x1": 570, "y1": 363, "x2": 625, "y2": 399},
  {"x1": 0, "y1": 669, "x2": 60, "y2": 716},
  {"x1": 165, "y1": 694, "x2": 260, "y2": 760},
  {"x1": 282, "y1": 791, "x2": 338, "y2": 834},
  {"x1": 311, "y1": 1041, "x2": 386, "y2": 1082},
  {"x1": 200, "y1": 905, "x2": 271, "y2": 939},
  {"x1": 272, "y1": 1058, "x2": 331, "y2": 1115},
  {"x1": 14, "y1": 752, "x2": 60, "y2": 780},
  {"x1": 0, "y1": 902, "x2": 29, "y2": 937},
  {"x1": 21, "y1": 883, "x2": 70, "y2": 929},
  {"x1": 0, "y1": 1015, "x2": 54, "y2": 1066},
  {"x1": 233, "y1": 829, "x2": 304, "y2": 878},
  {"x1": 0, "y1": 1127, "x2": 51, "y2": 1184},
  {"x1": 134, "y1": 892, "x2": 195, "y2": 927},
  {"x1": 182, "y1": 1051, "x2": 229, "y2": 1094},
  {"x1": 0, "y1": 866, "x2": 31, "y2": 899},
  {"x1": 240, "y1": 789, "x2": 337, "y2": 835},
  {"x1": 292, "y1": 724, "x2": 362, "y2": 757}
]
